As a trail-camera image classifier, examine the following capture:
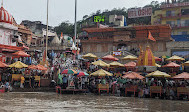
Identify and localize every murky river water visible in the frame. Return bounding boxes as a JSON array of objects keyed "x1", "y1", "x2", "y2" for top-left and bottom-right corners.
[{"x1": 0, "y1": 92, "x2": 188, "y2": 112}]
